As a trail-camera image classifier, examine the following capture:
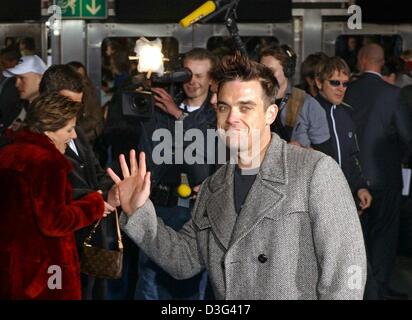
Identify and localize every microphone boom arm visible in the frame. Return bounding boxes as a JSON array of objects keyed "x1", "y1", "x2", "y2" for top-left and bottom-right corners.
[{"x1": 202, "y1": 0, "x2": 248, "y2": 57}]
